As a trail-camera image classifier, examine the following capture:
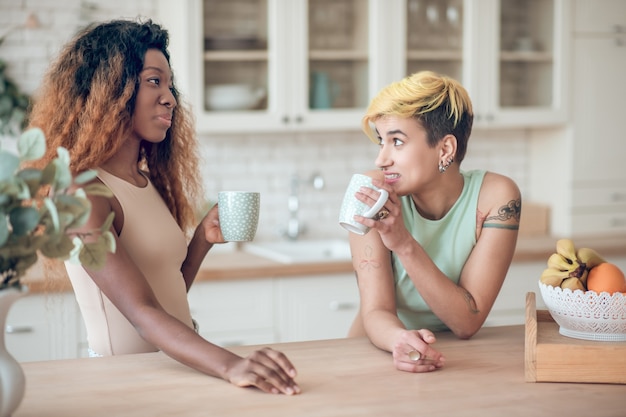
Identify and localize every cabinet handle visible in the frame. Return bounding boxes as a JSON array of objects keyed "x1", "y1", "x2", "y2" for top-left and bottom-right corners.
[
  {"x1": 295, "y1": 115, "x2": 303, "y2": 123},
  {"x1": 282, "y1": 115, "x2": 290, "y2": 124},
  {"x1": 610, "y1": 217, "x2": 626, "y2": 227},
  {"x1": 5, "y1": 325, "x2": 34, "y2": 334},
  {"x1": 328, "y1": 301, "x2": 357, "y2": 311},
  {"x1": 611, "y1": 192, "x2": 626, "y2": 202}
]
